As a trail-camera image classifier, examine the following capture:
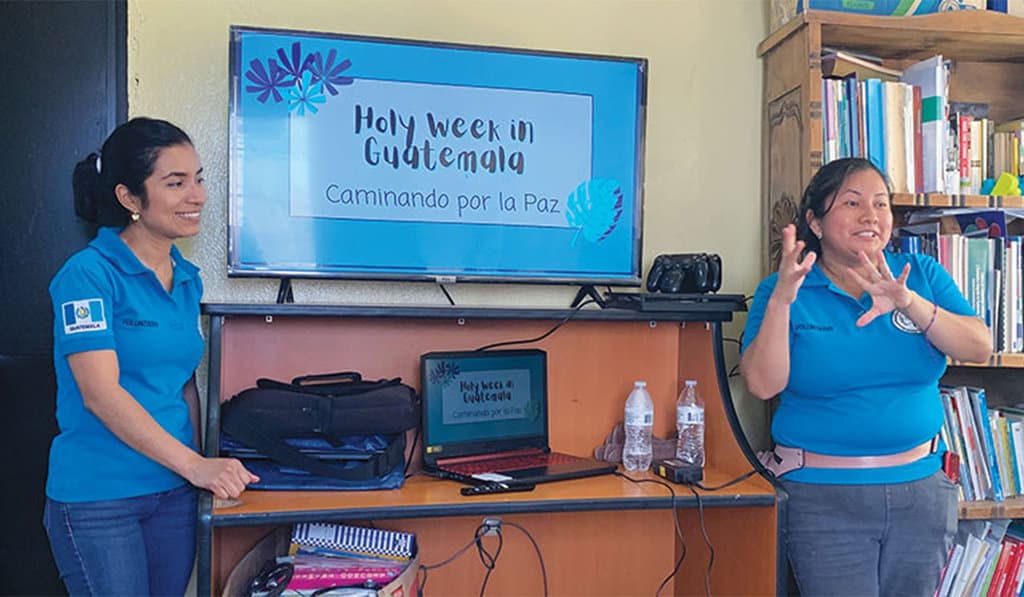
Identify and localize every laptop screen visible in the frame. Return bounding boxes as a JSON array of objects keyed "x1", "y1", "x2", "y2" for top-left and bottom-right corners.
[{"x1": 420, "y1": 349, "x2": 548, "y2": 465}]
